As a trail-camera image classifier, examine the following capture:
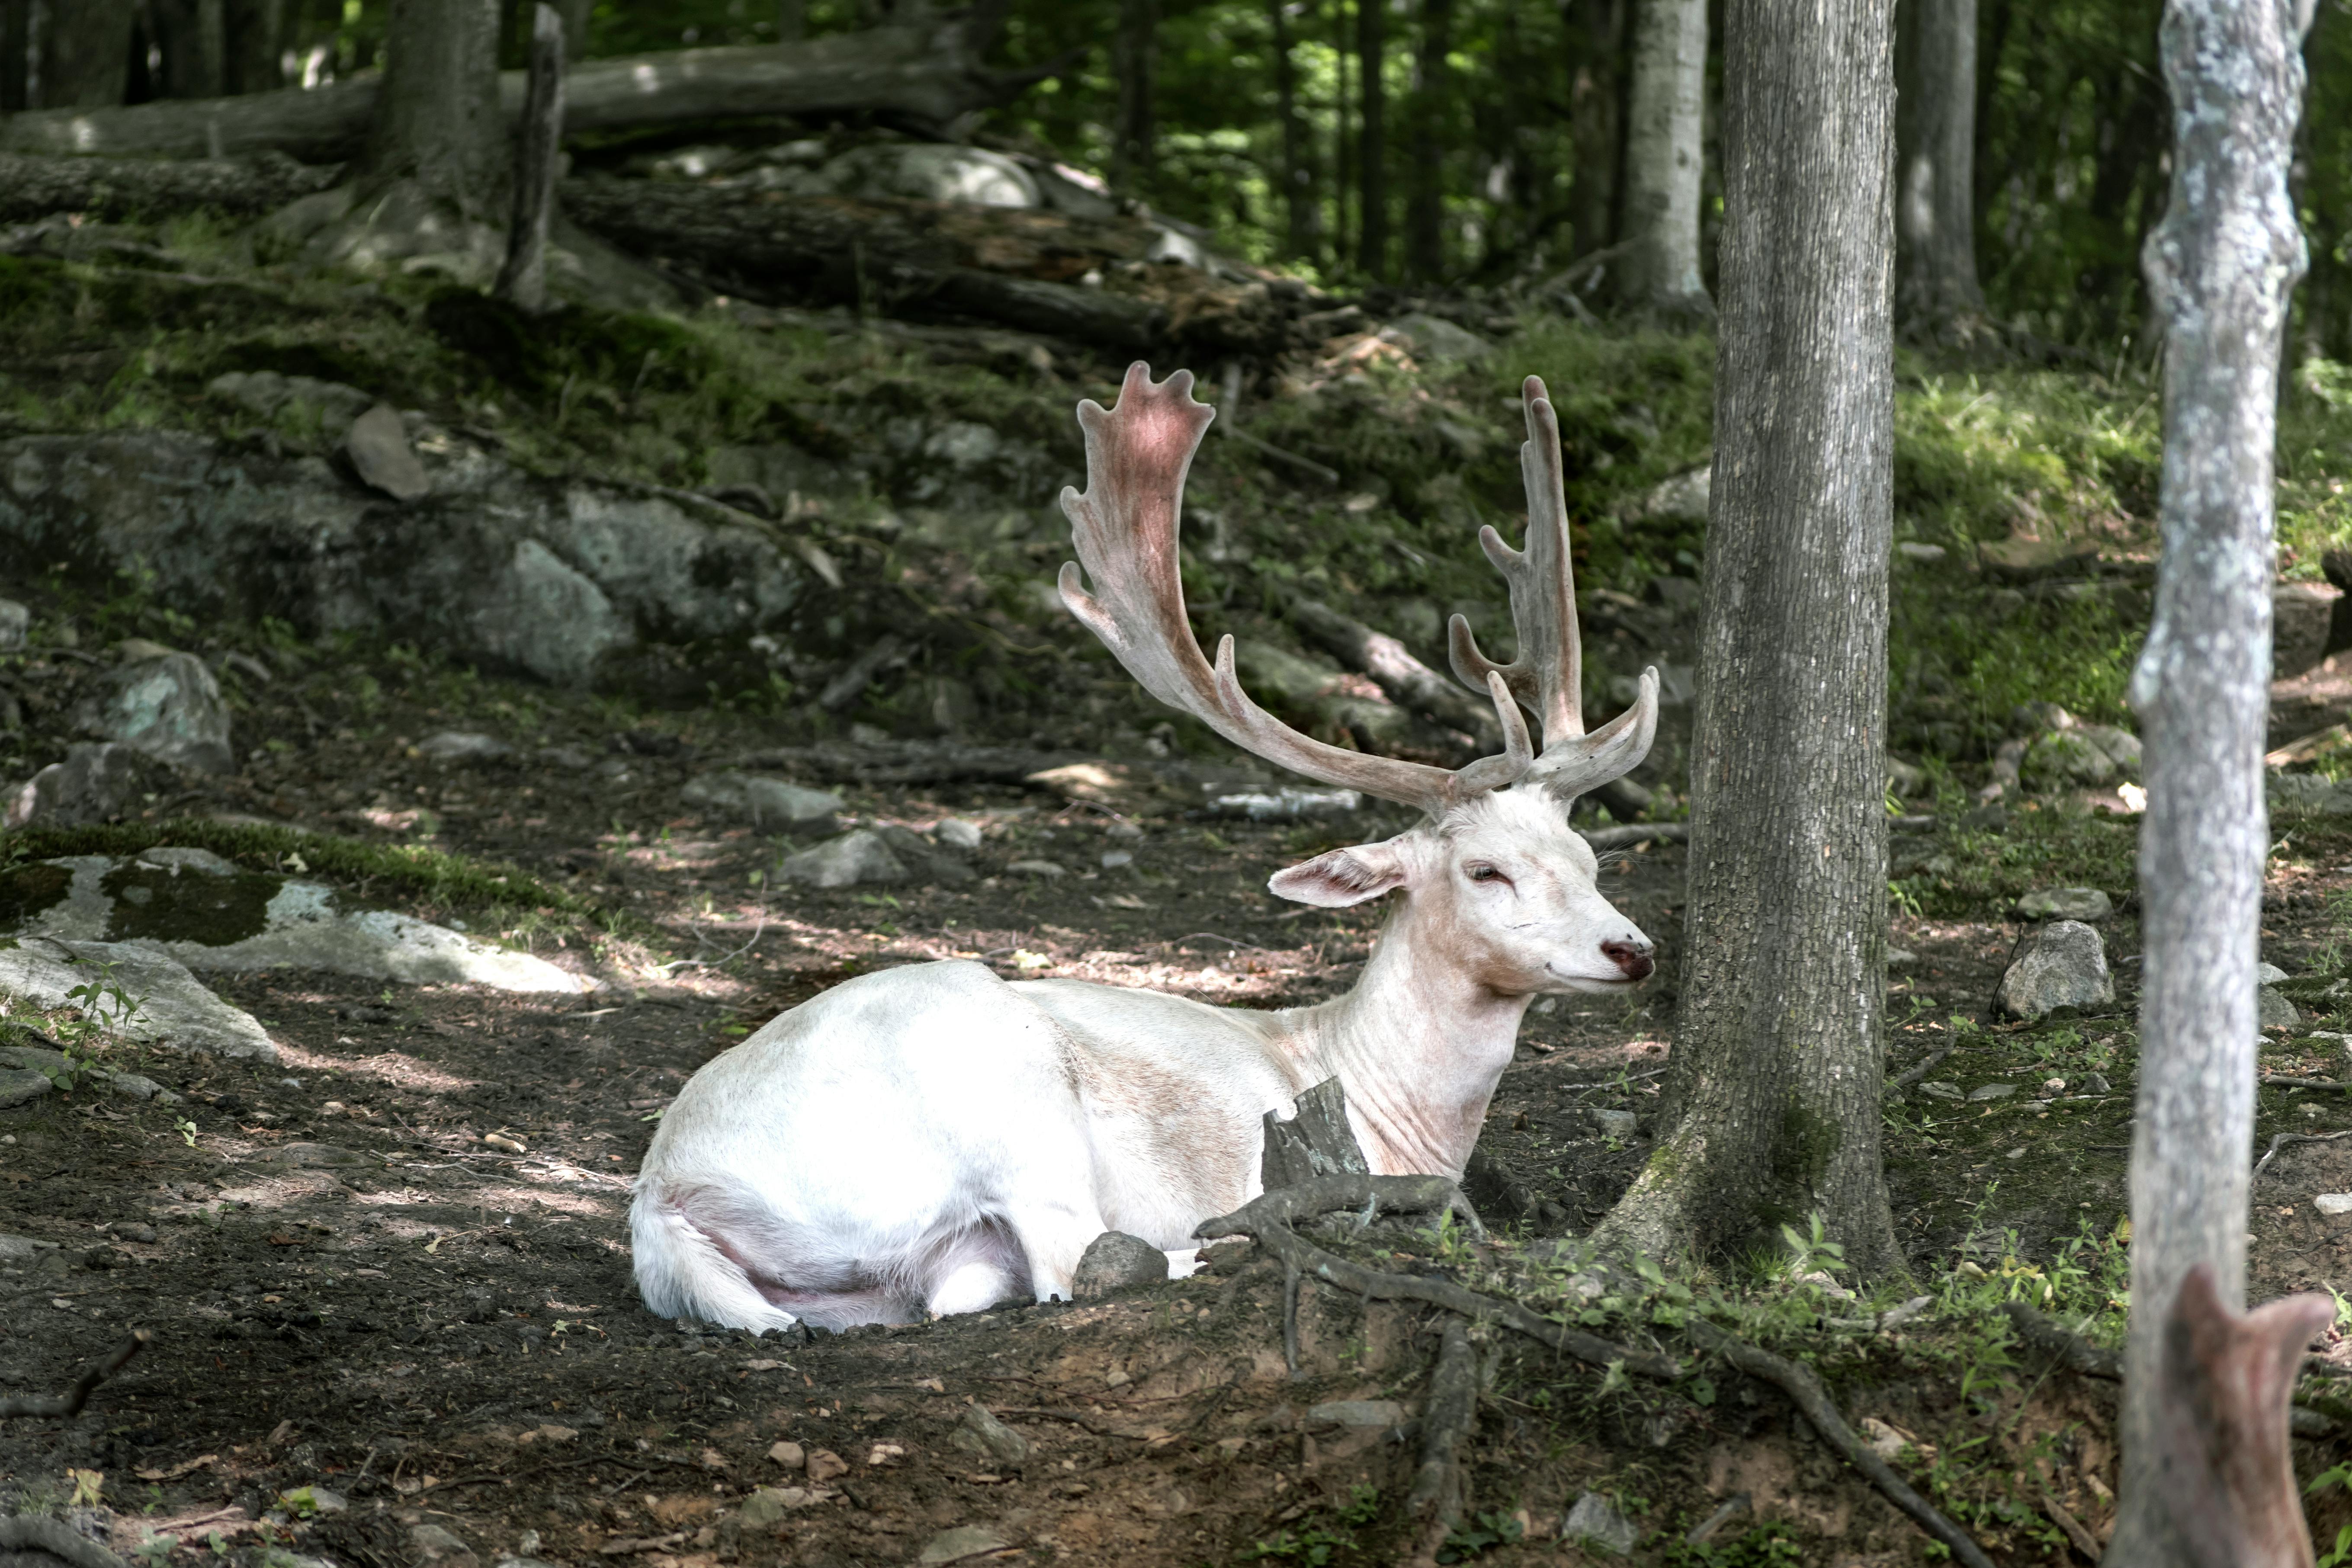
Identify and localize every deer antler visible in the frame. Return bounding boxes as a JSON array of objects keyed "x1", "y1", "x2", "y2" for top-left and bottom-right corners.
[
  {"x1": 1059, "y1": 363, "x2": 1532, "y2": 817},
  {"x1": 1448, "y1": 376, "x2": 1659, "y2": 801}
]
